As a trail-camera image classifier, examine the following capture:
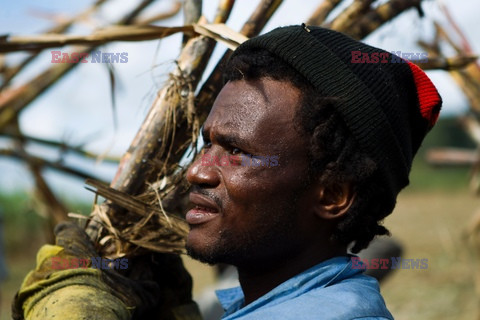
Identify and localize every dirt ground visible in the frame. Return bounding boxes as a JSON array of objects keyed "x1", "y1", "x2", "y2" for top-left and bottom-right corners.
[
  {"x1": 380, "y1": 191, "x2": 479, "y2": 320},
  {"x1": 1, "y1": 190, "x2": 479, "y2": 319}
]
